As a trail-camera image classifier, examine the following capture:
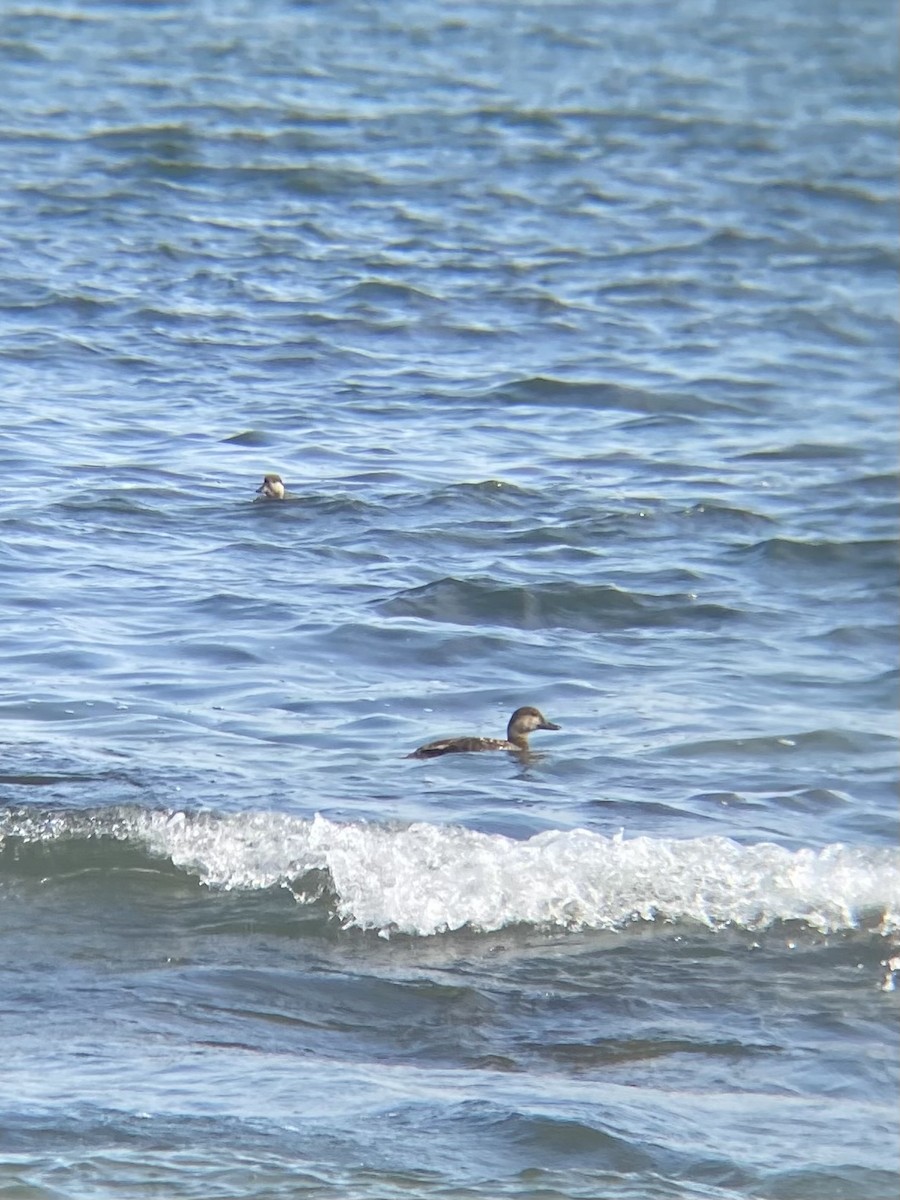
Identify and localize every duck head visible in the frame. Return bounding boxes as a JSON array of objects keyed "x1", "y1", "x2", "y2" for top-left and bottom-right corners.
[
  {"x1": 256, "y1": 474, "x2": 286, "y2": 500},
  {"x1": 506, "y1": 706, "x2": 561, "y2": 743}
]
